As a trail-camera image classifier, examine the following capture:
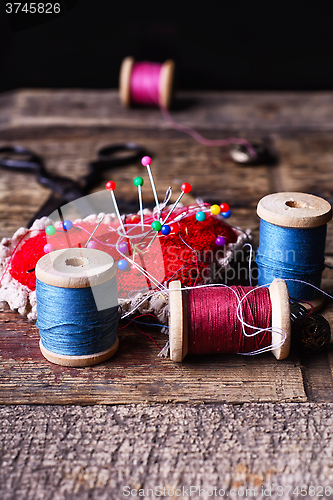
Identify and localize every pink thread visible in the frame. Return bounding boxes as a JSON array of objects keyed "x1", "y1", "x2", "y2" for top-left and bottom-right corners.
[
  {"x1": 130, "y1": 62, "x2": 161, "y2": 106},
  {"x1": 187, "y1": 286, "x2": 272, "y2": 355},
  {"x1": 160, "y1": 105, "x2": 257, "y2": 157},
  {"x1": 129, "y1": 61, "x2": 257, "y2": 157}
]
